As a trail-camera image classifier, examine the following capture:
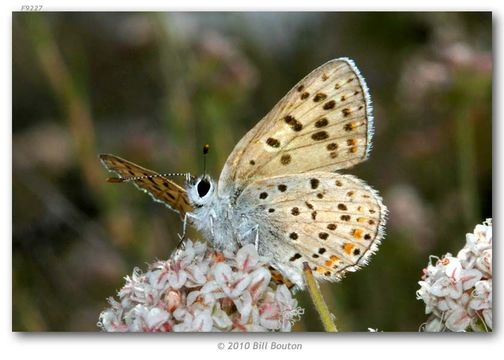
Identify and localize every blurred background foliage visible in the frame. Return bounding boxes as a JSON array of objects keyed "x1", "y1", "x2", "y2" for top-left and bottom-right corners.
[{"x1": 12, "y1": 12, "x2": 492, "y2": 331}]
